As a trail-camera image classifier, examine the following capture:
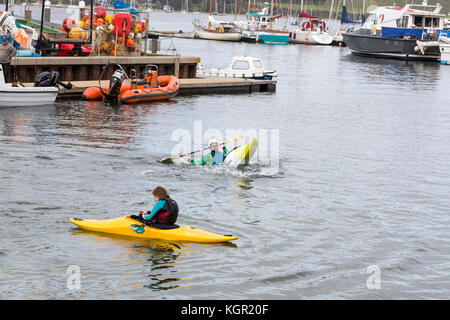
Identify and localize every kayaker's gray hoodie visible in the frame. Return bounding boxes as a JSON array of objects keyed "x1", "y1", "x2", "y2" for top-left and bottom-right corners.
[{"x1": 0, "y1": 42, "x2": 16, "y2": 64}]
